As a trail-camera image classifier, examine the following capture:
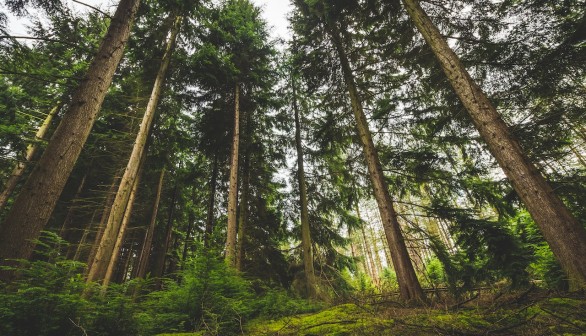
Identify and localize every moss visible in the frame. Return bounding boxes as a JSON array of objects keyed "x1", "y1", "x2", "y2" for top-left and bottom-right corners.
[{"x1": 247, "y1": 303, "x2": 394, "y2": 335}]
